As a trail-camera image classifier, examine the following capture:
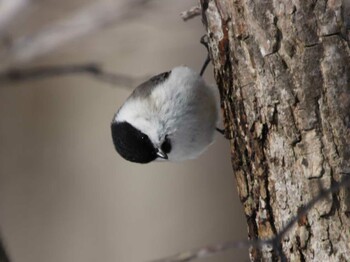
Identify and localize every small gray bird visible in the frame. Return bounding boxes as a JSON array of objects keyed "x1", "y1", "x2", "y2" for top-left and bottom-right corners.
[{"x1": 111, "y1": 66, "x2": 220, "y2": 164}]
